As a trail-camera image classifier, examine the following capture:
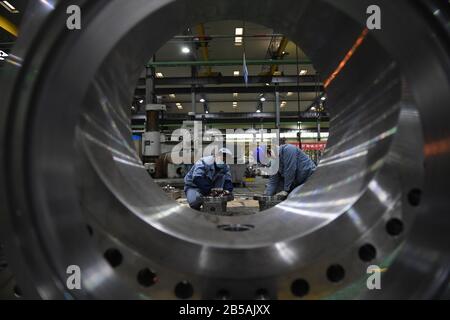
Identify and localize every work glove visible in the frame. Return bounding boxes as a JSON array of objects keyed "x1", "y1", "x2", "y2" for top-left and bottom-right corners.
[{"x1": 275, "y1": 191, "x2": 289, "y2": 199}]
